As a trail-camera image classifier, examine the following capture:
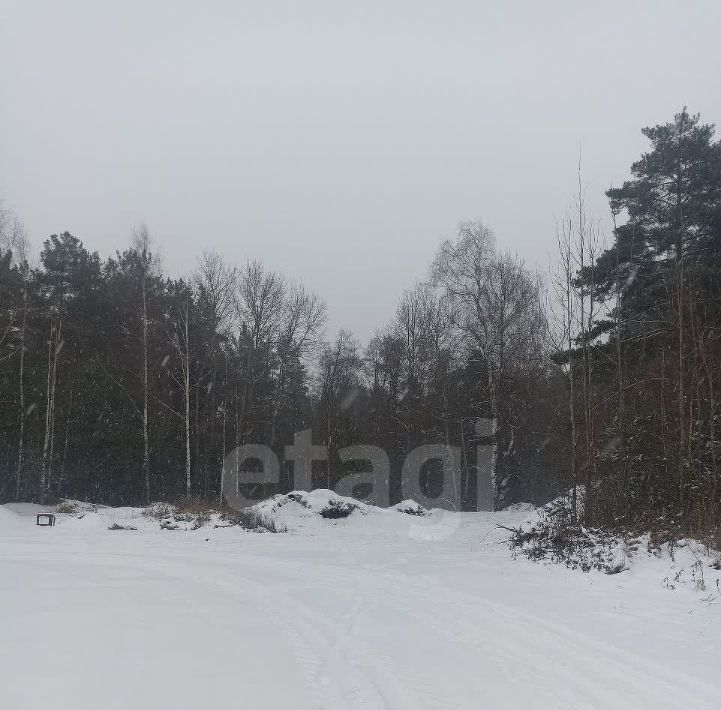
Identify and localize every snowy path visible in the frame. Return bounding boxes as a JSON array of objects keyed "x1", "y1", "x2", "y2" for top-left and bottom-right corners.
[{"x1": 1, "y1": 504, "x2": 719, "y2": 709}]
